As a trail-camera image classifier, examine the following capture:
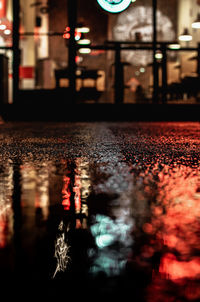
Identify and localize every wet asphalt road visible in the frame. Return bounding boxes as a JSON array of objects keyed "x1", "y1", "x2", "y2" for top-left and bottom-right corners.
[{"x1": 0, "y1": 121, "x2": 200, "y2": 301}]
